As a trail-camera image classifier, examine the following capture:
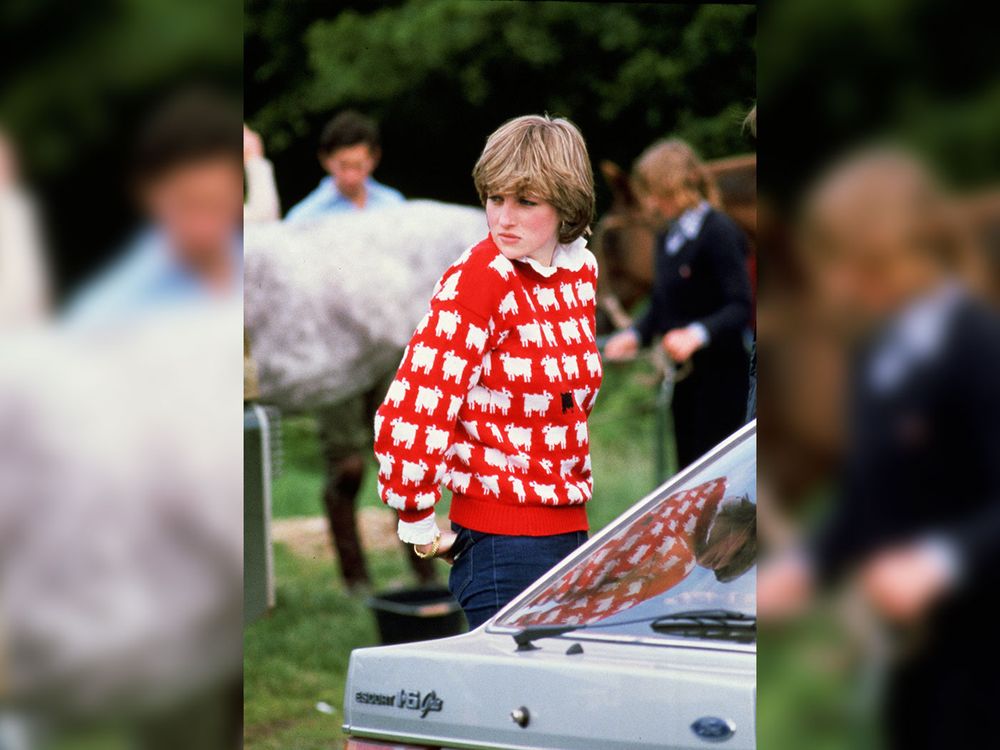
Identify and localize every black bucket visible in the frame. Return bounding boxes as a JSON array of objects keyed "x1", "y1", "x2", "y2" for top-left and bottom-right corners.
[{"x1": 367, "y1": 586, "x2": 466, "y2": 644}]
